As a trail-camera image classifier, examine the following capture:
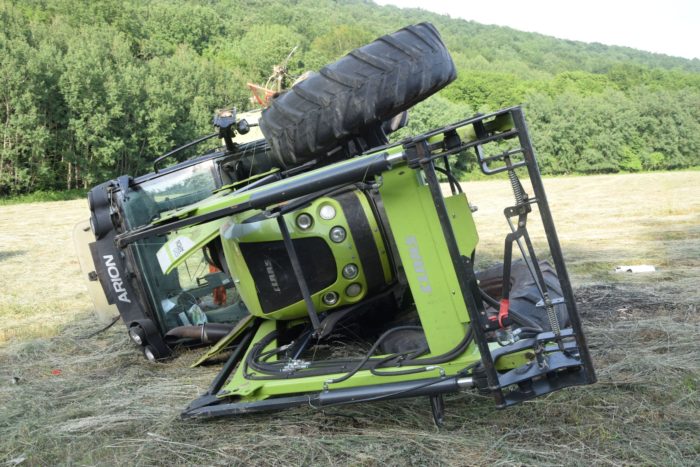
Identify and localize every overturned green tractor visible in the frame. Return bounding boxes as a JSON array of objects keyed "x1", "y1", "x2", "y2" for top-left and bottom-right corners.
[{"x1": 80, "y1": 22, "x2": 595, "y2": 423}]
